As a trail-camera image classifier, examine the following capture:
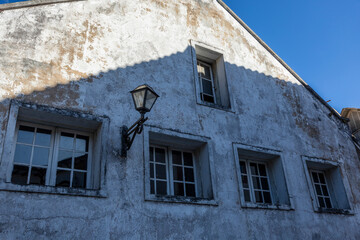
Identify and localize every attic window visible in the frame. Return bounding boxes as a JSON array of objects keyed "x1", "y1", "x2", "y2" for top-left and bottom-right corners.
[{"x1": 191, "y1": 41, "x2": 232, "y2": 110}]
